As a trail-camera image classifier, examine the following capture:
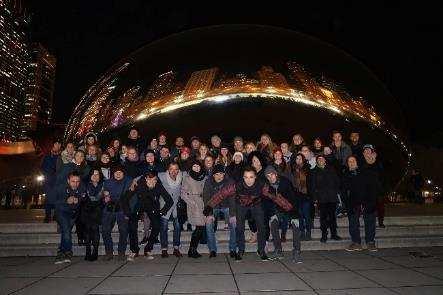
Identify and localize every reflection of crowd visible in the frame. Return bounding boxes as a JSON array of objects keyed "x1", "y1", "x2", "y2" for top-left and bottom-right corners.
[{"x1": 41, "y1": 127, "x2": 385, "y2": 265}]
